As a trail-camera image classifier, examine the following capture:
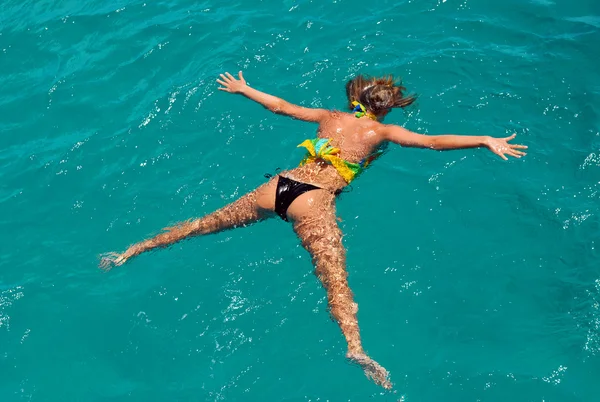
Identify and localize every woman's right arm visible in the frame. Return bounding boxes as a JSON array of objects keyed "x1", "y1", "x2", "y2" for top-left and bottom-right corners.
[
  {"x1": 217, "y1": 71, "x2": 329, "y2": 123},
  {"x1": 382, "y1": 125, "x2": 527, "y2": 160}
]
